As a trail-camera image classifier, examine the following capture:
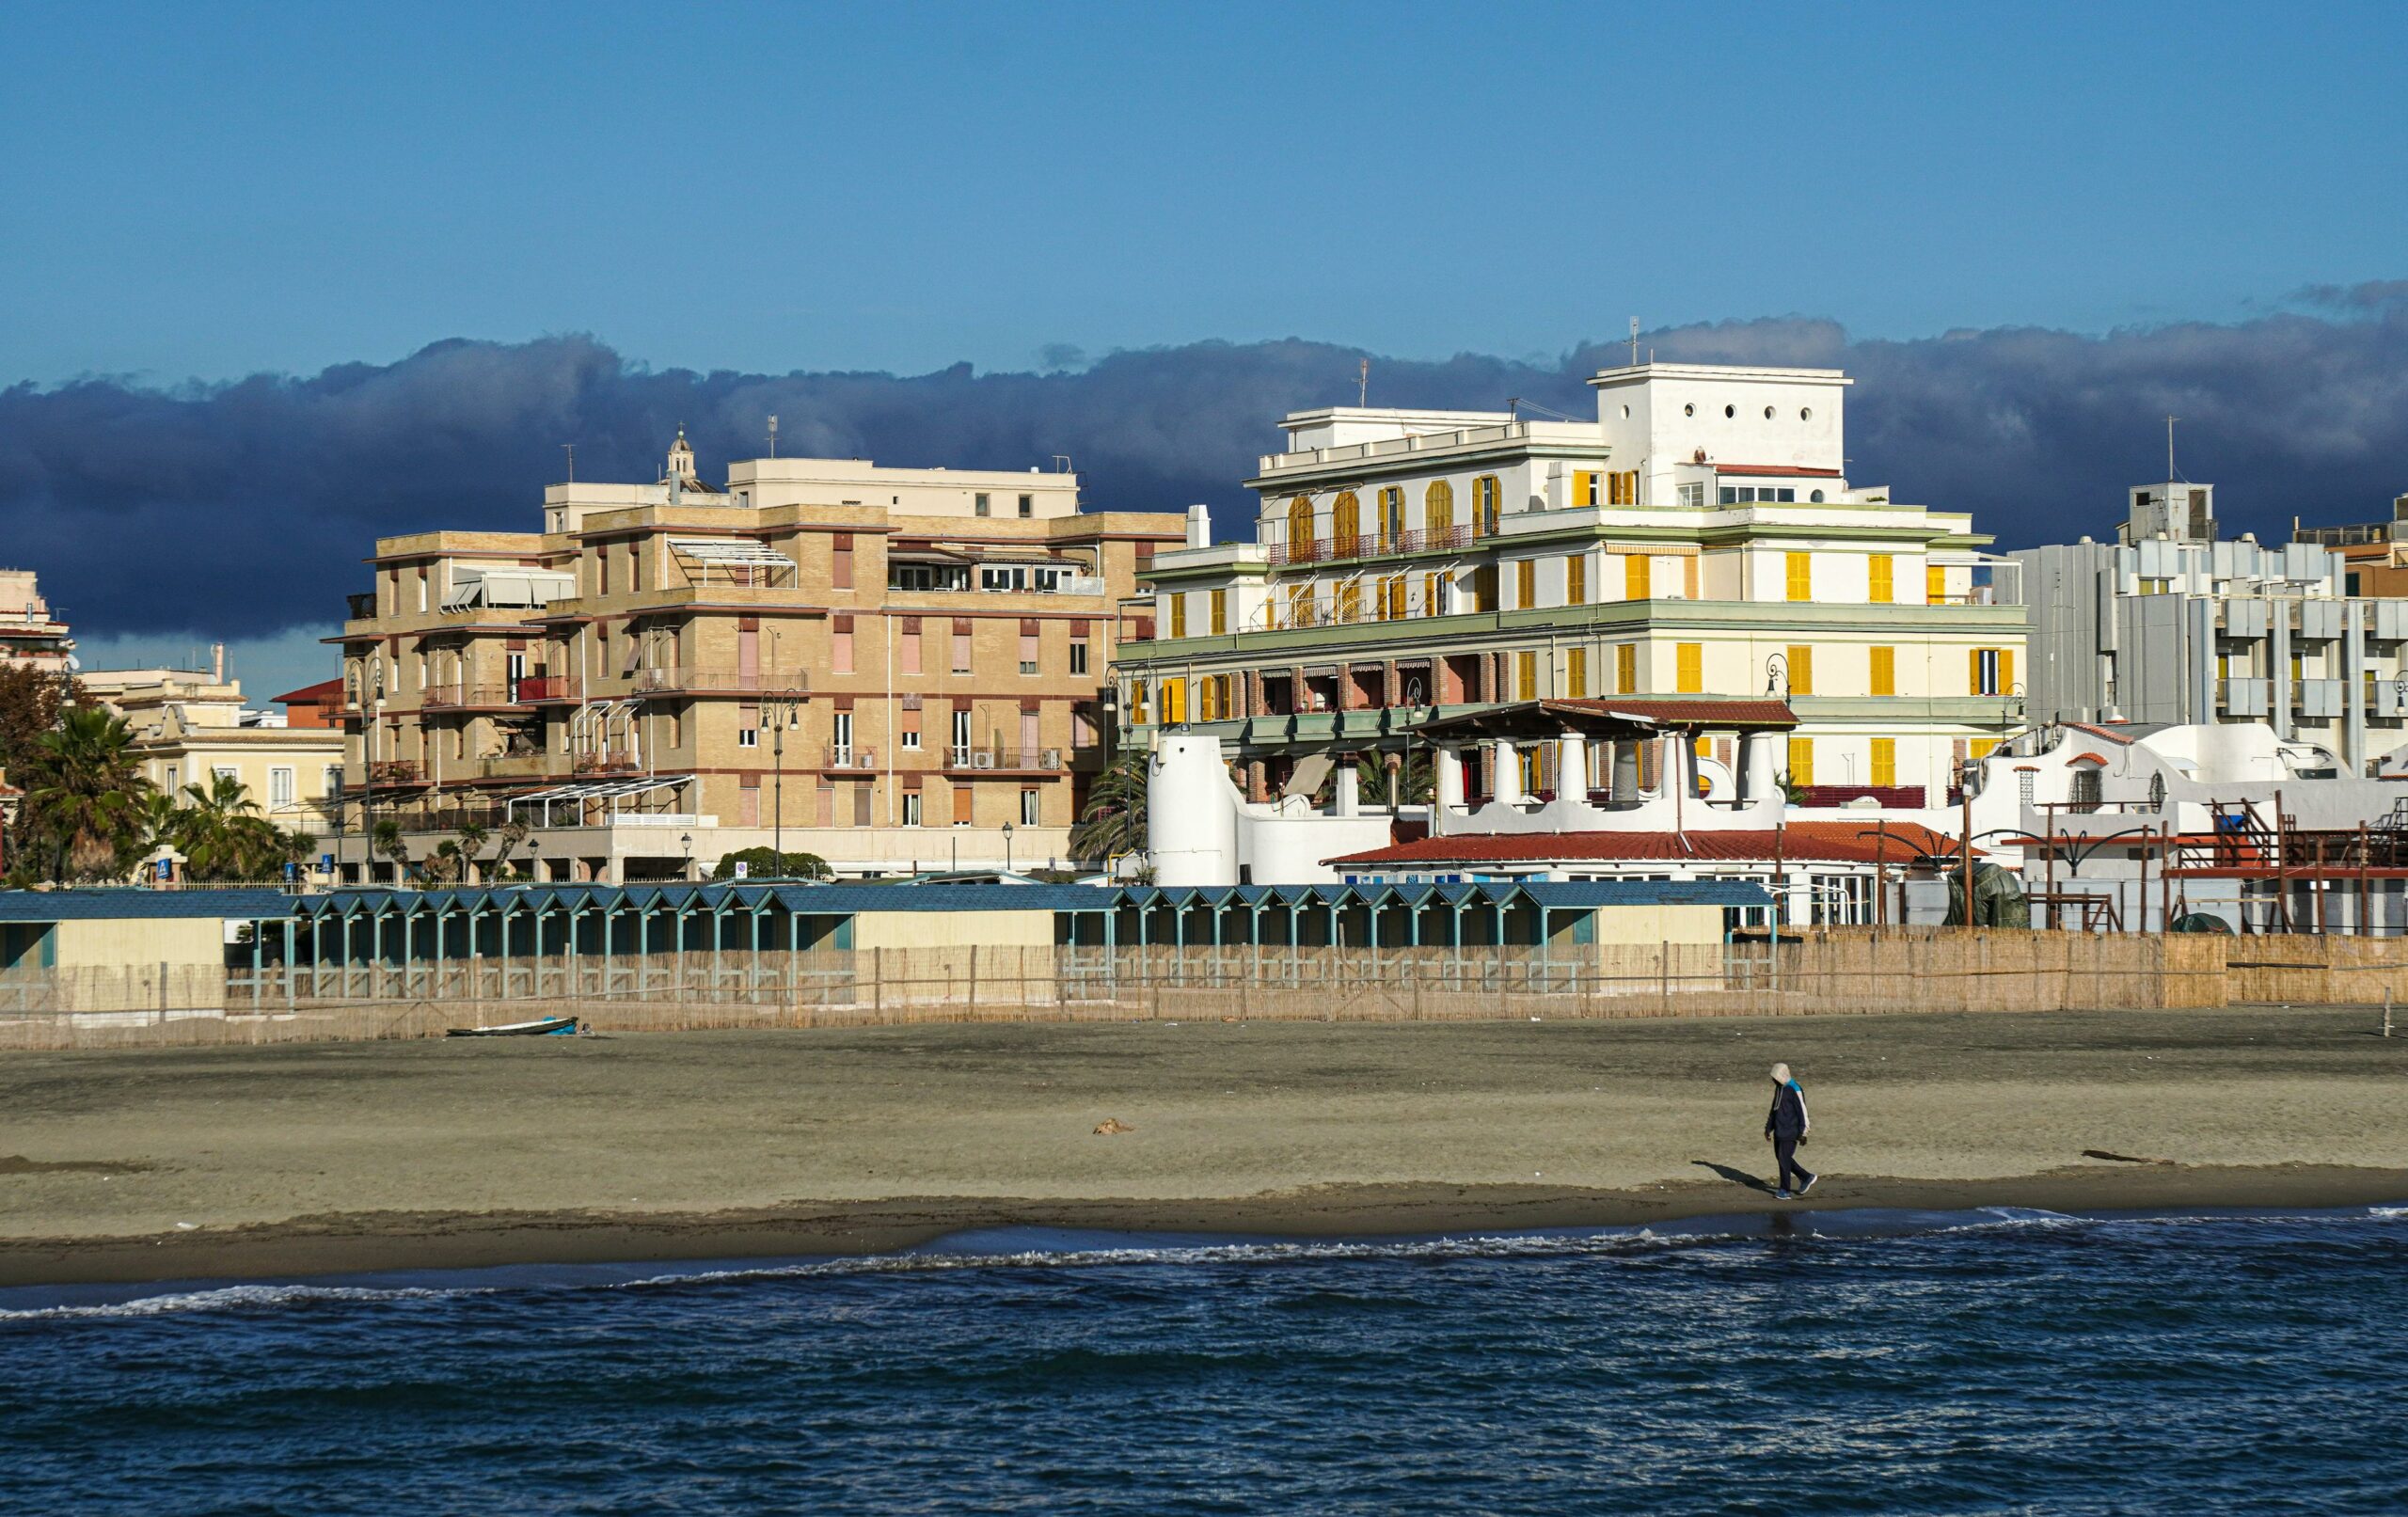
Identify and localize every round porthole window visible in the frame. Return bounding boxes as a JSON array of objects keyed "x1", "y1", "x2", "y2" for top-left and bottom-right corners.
[
  {"x1": 1684, "y1": 403, "x2": 1695, "y2": 417},
  {"x1": 1809, "y1": 489, "x2": 1825, "y2": 503},
  {"x1": 1764, "y1": 405, "x2": 1776, "y2": 419},
  {"x1": 1800, "y1": 407, "x2": 1813, "y2": 420},
  {"x1": 1724, "y1": 404, "x2": 1736, "y2": 419},
  {"x1": 1622, "y1": 404, "x2": 1632, "y2": 419}
]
